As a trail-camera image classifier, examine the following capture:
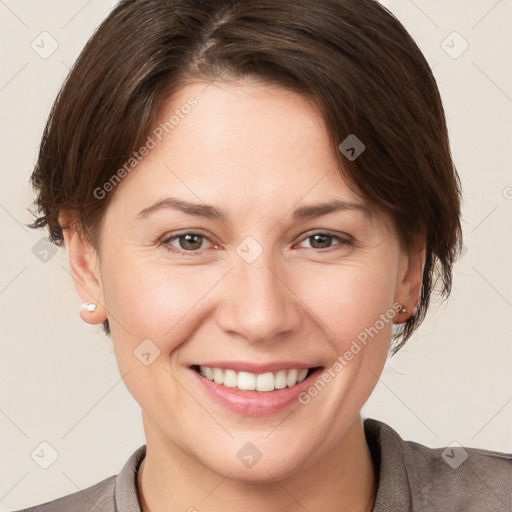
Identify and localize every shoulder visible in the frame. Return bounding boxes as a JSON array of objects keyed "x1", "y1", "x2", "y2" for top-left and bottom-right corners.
[
  {"x1": 364, "y1": 418, "x2": 512, "y2": 511},
  {"x1": 11, "y1": 445, "x2": 146, "y2": 512},
  {"x1": 405, "y1": 436, "x2": 512, "y2": 510},
  {"x1": 11, "y1": 476, "x2": 116, "y2": 512}
]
